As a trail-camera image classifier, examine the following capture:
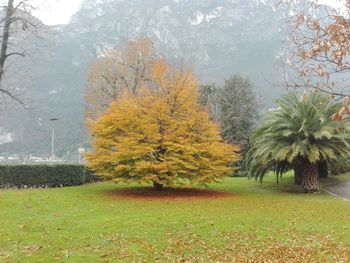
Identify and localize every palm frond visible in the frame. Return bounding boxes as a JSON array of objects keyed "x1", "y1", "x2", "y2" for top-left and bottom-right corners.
[{"x1": 247, "y1": 91, "x2": 350, "y2": 180}]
